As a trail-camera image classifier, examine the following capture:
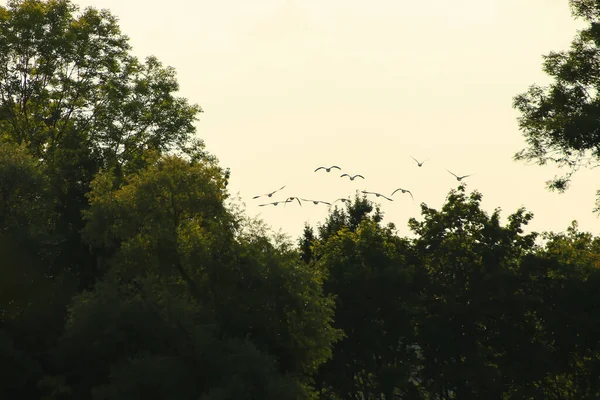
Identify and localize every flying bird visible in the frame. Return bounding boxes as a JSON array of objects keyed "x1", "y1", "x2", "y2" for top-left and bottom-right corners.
[
  {"x1": 332, "y1": 198, "x2": 351, "y2": 205},
  {"x1": 340, "y1": 173, "x2": 365, "y2": 181},
  {"x1": 315, "y1": 165, "x2": 341, "y2": 173},
  {"x1": 284, "y1": 197, "x2": 303, "y2": 207},
  {"x1": 258, "y1": 201, "x2": 287, "y2": 207},
  {"x1": 391, "y1": 188, "x2": 414, "y2": 200},
  {"x1": 446, "y1": 170, "x2": 473, "y2": 181},
  {"x1": 300, "y1": 198, "x2": 332, "y2": 205},
  {"x1": 361, "y1": 191, "x2": 394, "y2": 202},
  {"x1": 411, "y1": 156, "x2": 428, "y2": 167},
  {"x1": 253, "y1": 185, "x2": 286, "y2": 199}
]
